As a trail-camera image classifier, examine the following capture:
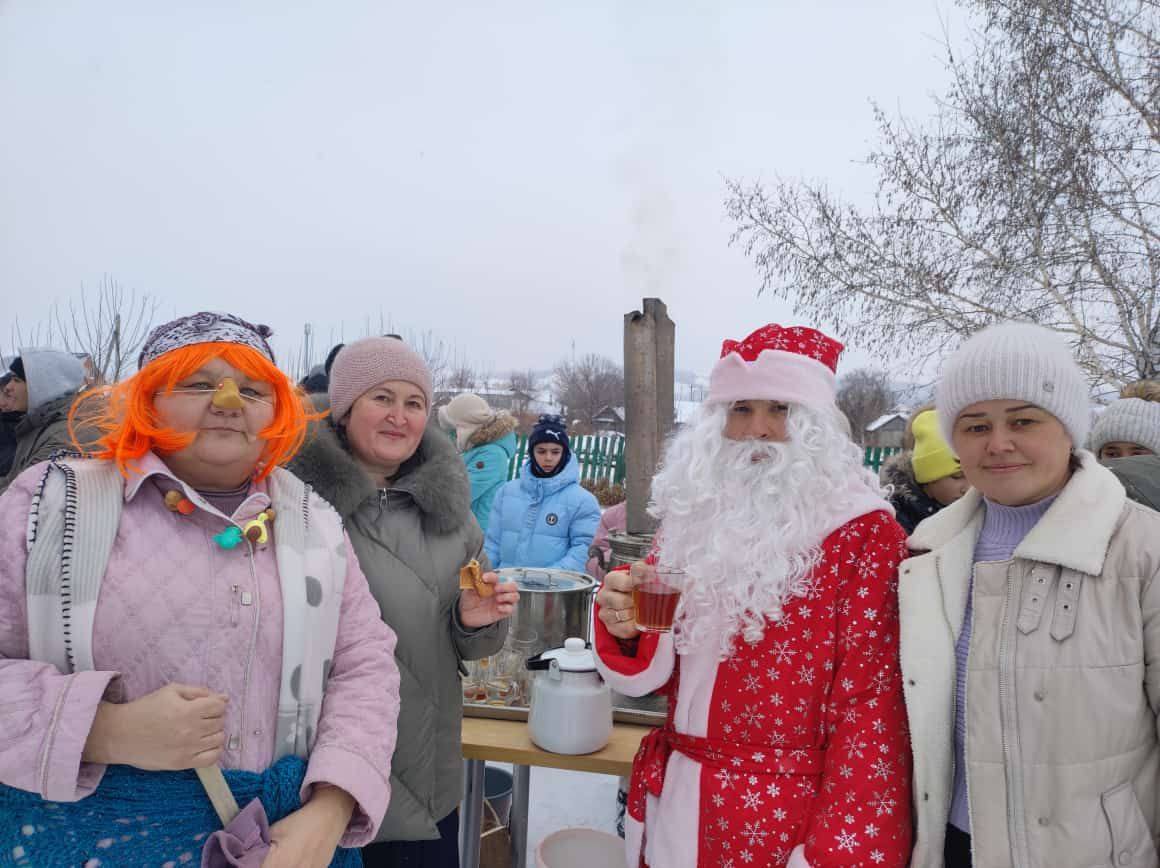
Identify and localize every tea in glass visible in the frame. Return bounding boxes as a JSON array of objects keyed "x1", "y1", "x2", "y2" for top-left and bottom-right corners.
[
  {"x1": 485, "y1": 648, "x2": 520, "y2": 705},
  {"x1": 632, "y1": 567, "x2": 686, "y2": 633},
  {"x1": 461, "y1": 659, "x2": 487, "y2": 702}
]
